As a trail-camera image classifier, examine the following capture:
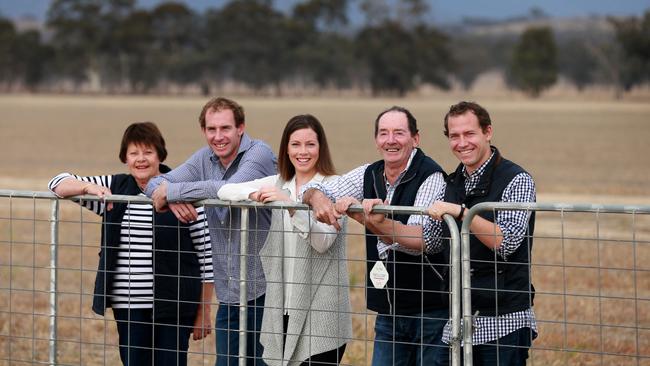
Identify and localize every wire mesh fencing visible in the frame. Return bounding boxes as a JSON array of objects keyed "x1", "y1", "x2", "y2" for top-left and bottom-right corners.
[
  {"x1": 461, "y1": 202, "x2": 650, "y2": 366},
  {"x1": 1, "y1": 190, "x2": 649, "y2": 365}
]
